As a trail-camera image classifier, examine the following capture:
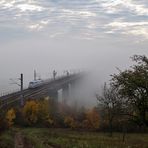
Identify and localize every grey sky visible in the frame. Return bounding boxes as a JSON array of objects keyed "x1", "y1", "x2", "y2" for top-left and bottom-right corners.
[{"x1": 0, "y1": 0, "x2": 148, "y2": 103}]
